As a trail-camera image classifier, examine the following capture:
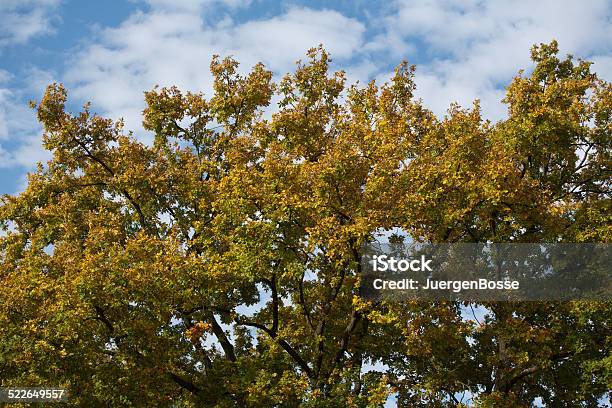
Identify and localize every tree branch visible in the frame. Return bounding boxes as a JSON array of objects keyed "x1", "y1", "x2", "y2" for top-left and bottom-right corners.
[
  {"x1": 331, "y1": 309, "x2": 361, "y2": 371},
  {"x1": 208, "y1": 312, "x2": 236, "y2": 362},
  {"x1": 168, "y1": 372, "x2": 201, "y2": 395},
  {"x1": 72, "y1": 135, "x2": 150, "y2": 231},
  {"x1": 235, "y1": 318, "x2": 313, "y2": 379}
]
